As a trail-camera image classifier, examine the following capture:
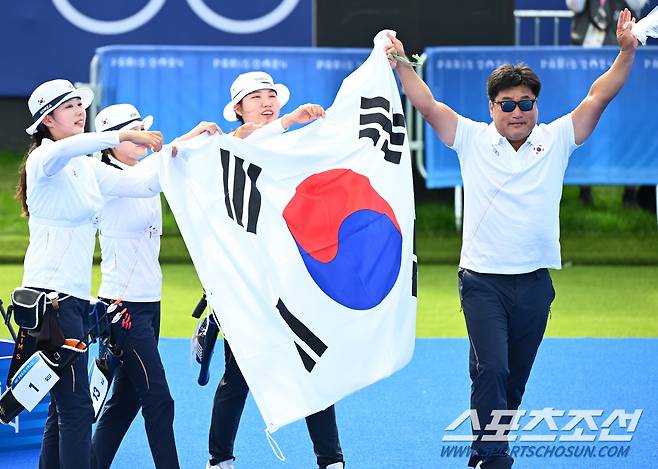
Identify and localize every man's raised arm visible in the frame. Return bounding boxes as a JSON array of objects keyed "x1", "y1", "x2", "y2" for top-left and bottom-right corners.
[
  {"x1": 571, "y1": 8, "x2": 638, "y2": 145},
  {"x1": 386, "y1": 32, "x2": 459, "y2": 147}
]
